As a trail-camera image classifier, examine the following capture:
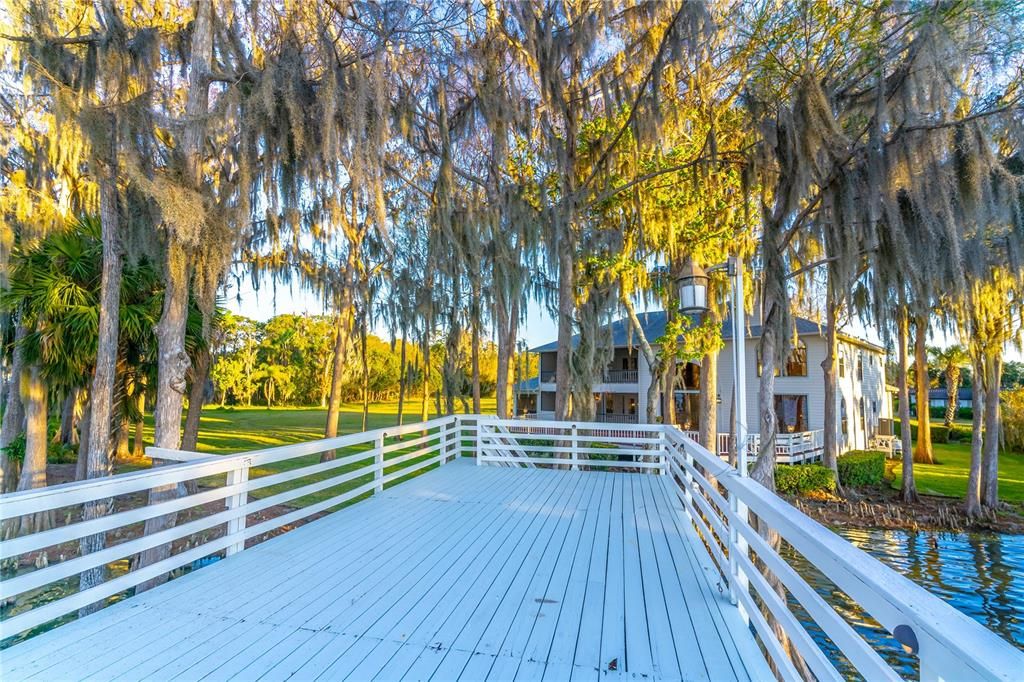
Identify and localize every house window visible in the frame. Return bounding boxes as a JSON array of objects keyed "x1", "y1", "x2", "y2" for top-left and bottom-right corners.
[
  {"x1": 774, "y1": 395, "x2": 808, "y2": 433},
  {"x1": 857, "y1": 354, "x2": 864, "y2": 381},
  {"x1": 860, "y1": 397, "x2": 867, "y2": 435},
  {"x1": 757, "y1": 340, "x2": 808, "y2": 377},
  {"x1": 840, "y1": 398, "x2": 848, "y2": 436},
  {"x1": 839, "y1": 355, "x2": 846, "y2": 378},
  {"x1": 541, "y1": 391, "x2": 555, "y2": 412},
  {"x1": 628, "y1": 397, "x2": 637, "y2": 415}
]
